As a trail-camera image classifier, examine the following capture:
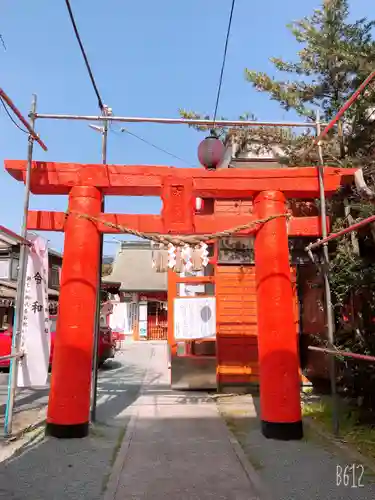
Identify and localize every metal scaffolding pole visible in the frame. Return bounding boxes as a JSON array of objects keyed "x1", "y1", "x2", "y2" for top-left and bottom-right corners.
[
  {"x1": 301, "y1": 69, "x2": 375, "y2": 160},
  {"x1": 0, "y1": 89, "x2": 47, "y2": 151},
  {"x1": 306, "y1": 213, "x2": 375, "y2": 252},
  {"x1": 316, "y1": 110, "x2": 340, "y2": 437},
  {"x1": 33, "y1": 113, "x2": 322, "y2": 129},
  {"x1": 308, "y1": 346, "x2": 375, "y2": 363},
  {"x1": 314, "y1": 69, "x2": 375, "y2": 145},
  {"x1": 90, "y1": 113, "x2": 108, "y2": 422},
  {"x1": 4, "y1": 94, "x2": 37, "y2": 436}
]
